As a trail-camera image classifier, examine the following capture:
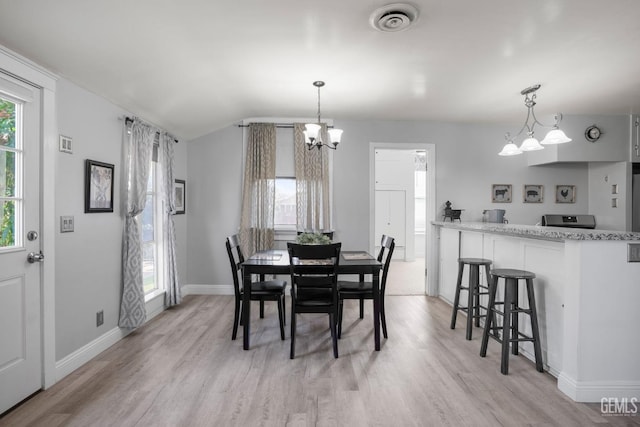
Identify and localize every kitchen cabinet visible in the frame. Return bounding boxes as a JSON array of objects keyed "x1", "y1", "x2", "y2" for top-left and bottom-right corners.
[
  {"x1": 527, "y1": 115, "x2": 629, "y2": 165},
  {"x1": 432, "y1": 221, "x2": 640, "y2": 403}
]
